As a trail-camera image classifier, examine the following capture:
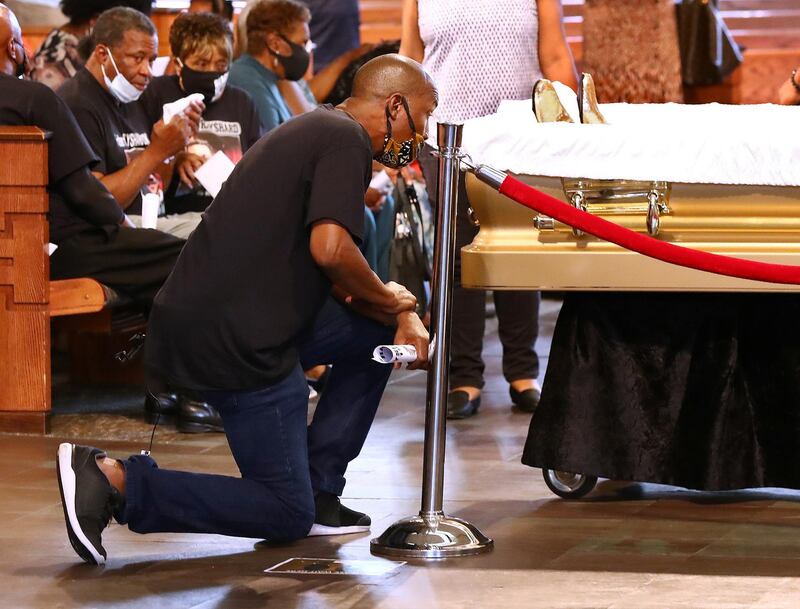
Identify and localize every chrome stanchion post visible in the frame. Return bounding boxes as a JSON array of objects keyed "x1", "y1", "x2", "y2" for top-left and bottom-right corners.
[{"x1": 370, "y1": 123, "x2": 494, "y2": 559}]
